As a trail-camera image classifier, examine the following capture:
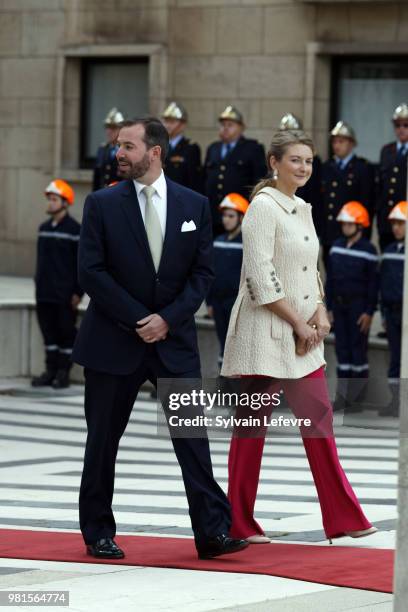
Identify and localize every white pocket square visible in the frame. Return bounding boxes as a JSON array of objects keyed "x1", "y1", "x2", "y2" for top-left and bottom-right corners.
[{"x1": 181, "y1": 220, "x2": 196, "y2": 232}]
